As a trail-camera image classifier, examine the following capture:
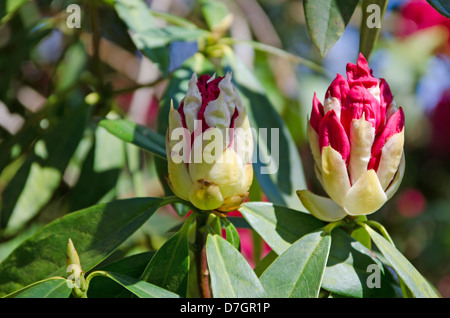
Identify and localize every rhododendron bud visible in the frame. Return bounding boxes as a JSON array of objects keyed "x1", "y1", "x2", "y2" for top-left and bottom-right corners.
[
  {"x1": 298, "y1": 53, "x2": 405, "y2": 222},
  {"x1": 166, "y1": 72, "x2": 253, "y2": 213}
]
